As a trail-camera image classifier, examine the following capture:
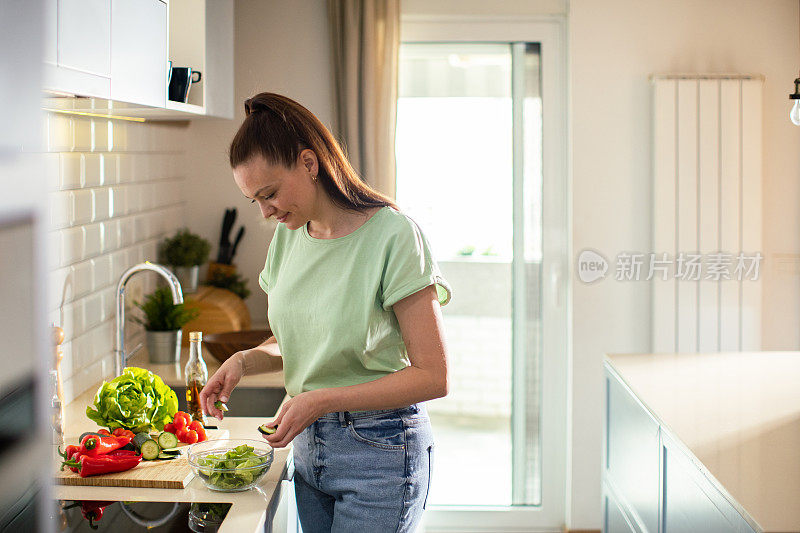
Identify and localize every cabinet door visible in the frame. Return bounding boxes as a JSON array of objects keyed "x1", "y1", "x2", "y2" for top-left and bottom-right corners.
[
  {"x1": 606, "y1": 373, "x2": 661, "y2": 533},
  {"x1": 111, "y1": 0, "x2": 167, "y2": 107},
  {"x1": 58, "y1": 0, "x2": 111, "y2": 77},
  {"x1": 662, "y1": 434, "x2": 757, "y2": 533},
  {"x1": 605, "y1": 493, "x2": 638, "y2": 533}
]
